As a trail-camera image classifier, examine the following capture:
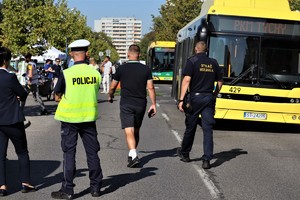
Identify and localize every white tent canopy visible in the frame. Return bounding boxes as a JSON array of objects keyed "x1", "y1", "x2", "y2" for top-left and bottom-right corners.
[
  {"x1": 42, "y1": 46, "x2": 66, "y2": 61},
  {"x1": 31, "y1": 55, "x2": 44, "y2": 63}
]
